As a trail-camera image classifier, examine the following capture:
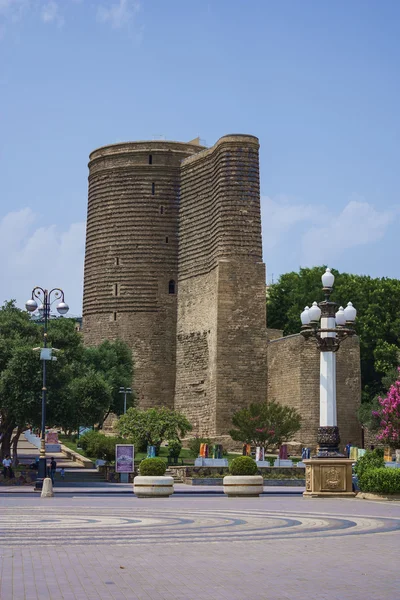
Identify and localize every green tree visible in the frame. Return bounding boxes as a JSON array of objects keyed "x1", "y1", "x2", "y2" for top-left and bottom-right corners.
[
  {"x1": 229, "y1": 401, "x2": 301, "y2": 450},
  {"x1": 267, "y1": 267, "x2": 400, "y2": 403},
  {"x1": 116, "y1": 407, "x2": 192, "y2": 454},
  {"x1": 83, "y1": 339, "x2": 134, "y2": 424},
  {"x1": 0, "y1": 301, "x2": 133, "y2": 458}
]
